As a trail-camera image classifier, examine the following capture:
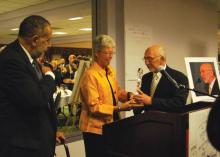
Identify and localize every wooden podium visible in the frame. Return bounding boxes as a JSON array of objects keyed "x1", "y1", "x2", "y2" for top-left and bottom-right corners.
[{"x1": 103, "y1": 102, "x2": 214, "y2": 157}]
